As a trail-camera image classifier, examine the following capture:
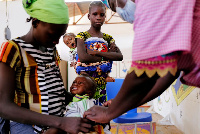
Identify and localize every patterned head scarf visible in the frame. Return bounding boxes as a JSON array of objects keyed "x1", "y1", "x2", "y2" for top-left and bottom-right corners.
[
  {"x1": 101, "y1": 0, "x2": 110, "y2": 9},
  {"x1": 22, "y1": 0, "x2": 69, "y2": 24}
]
